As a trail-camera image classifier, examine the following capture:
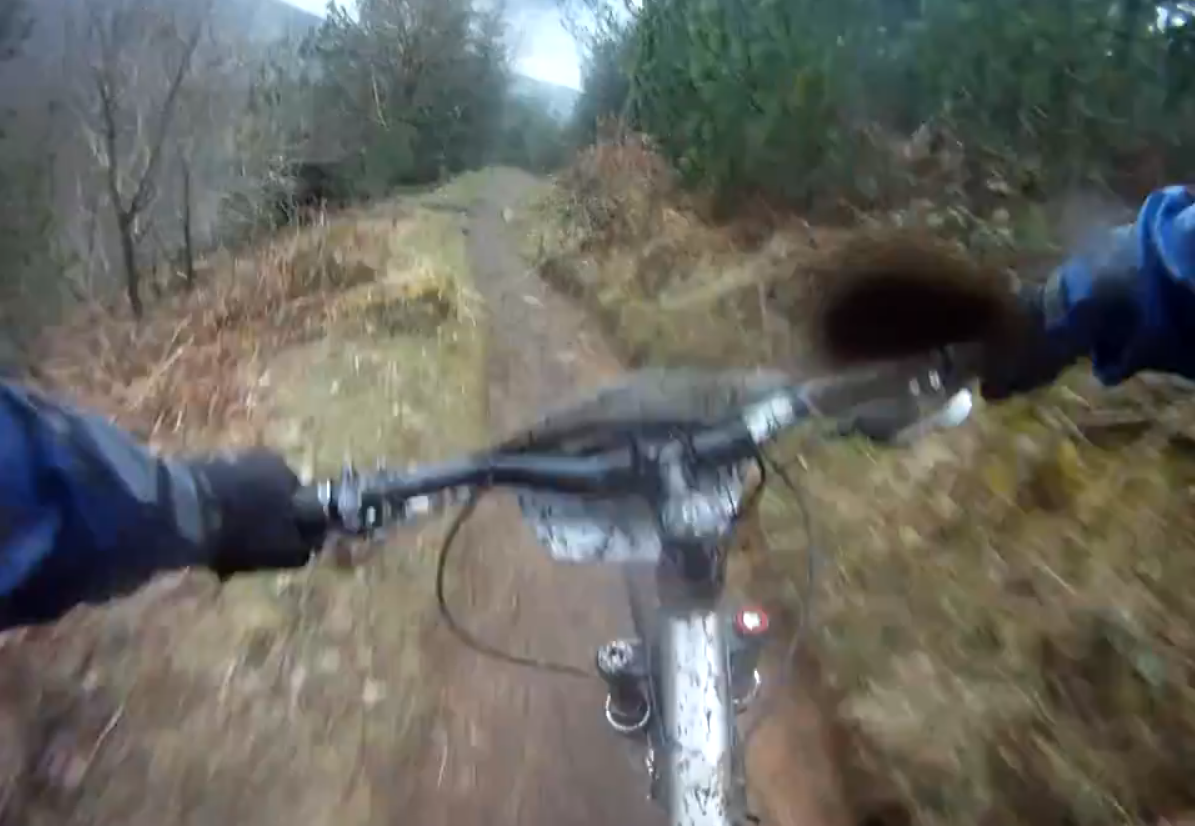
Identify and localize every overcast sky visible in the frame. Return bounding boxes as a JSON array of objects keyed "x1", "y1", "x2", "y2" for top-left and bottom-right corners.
[{"x1": 280, "y1": 0, "x2": 583, "y2": 89}]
